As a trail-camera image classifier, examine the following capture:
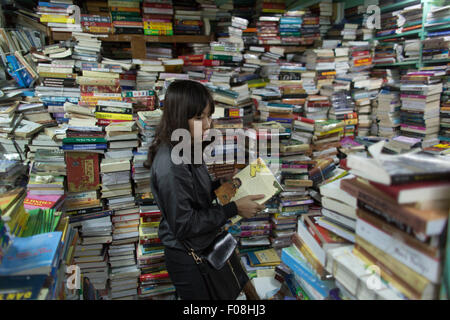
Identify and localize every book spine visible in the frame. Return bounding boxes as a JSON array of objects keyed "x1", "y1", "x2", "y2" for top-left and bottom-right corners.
[
  {"x1": 341, "y1": 179, "x2": 429, "y2": 235},
  {"x1": 356, "y1": 216, "x2": 440, "y2": 283},
  {"x1": 61, "y1": 144, "x2": 108, "y2": 150},
  {"x1": 354, "y1": 236, "x2": 434, "y2": 300},
  {"x1": 63, "y1": 137, "x2": 107, "y2": 144},
  {"x1": 281, "y1": 249, "x2": 329, "y2": 297}
]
